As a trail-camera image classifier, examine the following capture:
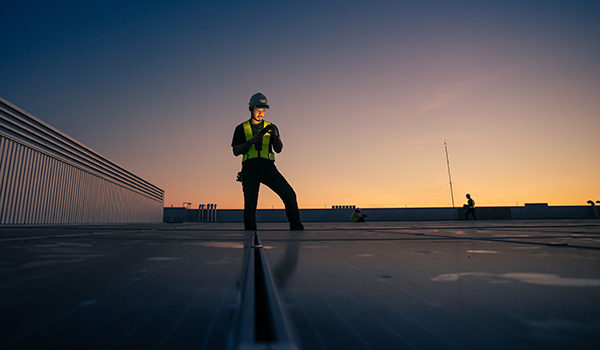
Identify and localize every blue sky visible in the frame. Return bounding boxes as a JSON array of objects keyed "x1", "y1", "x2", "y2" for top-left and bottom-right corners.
[{"x1": 2, "y1": 0, "x2": 599, "y2": 208}]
